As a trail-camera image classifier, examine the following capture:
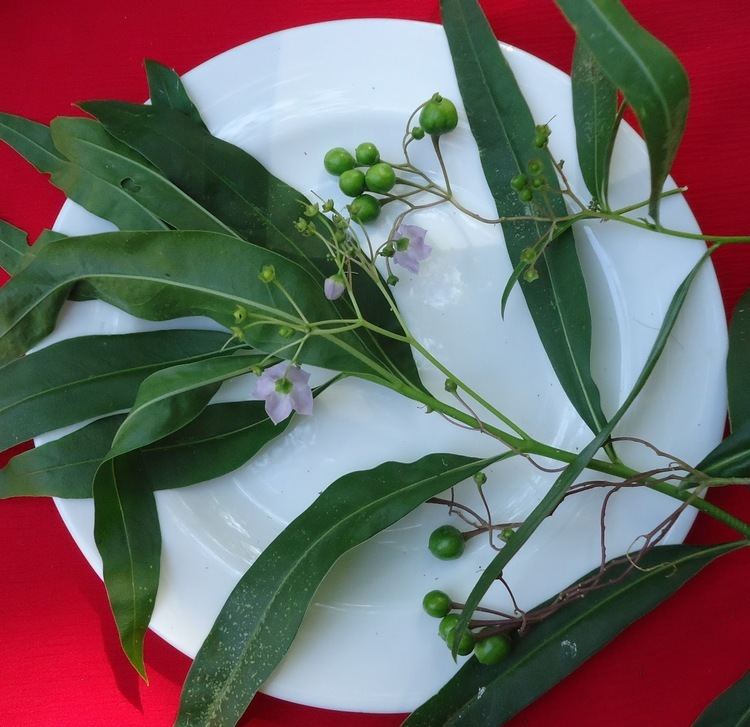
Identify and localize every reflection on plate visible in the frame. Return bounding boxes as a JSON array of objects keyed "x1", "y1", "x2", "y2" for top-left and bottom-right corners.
[{"x1": 39, "y1": 19, "x2": 726, "y2": 713}]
